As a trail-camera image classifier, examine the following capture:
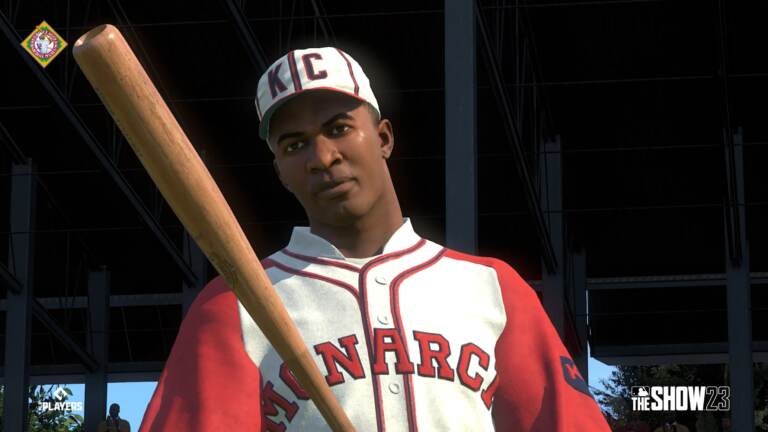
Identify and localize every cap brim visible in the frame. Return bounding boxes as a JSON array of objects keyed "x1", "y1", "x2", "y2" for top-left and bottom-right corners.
[{"x1": 258, "y1": 95, "x2": 293, "y2": 141}]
